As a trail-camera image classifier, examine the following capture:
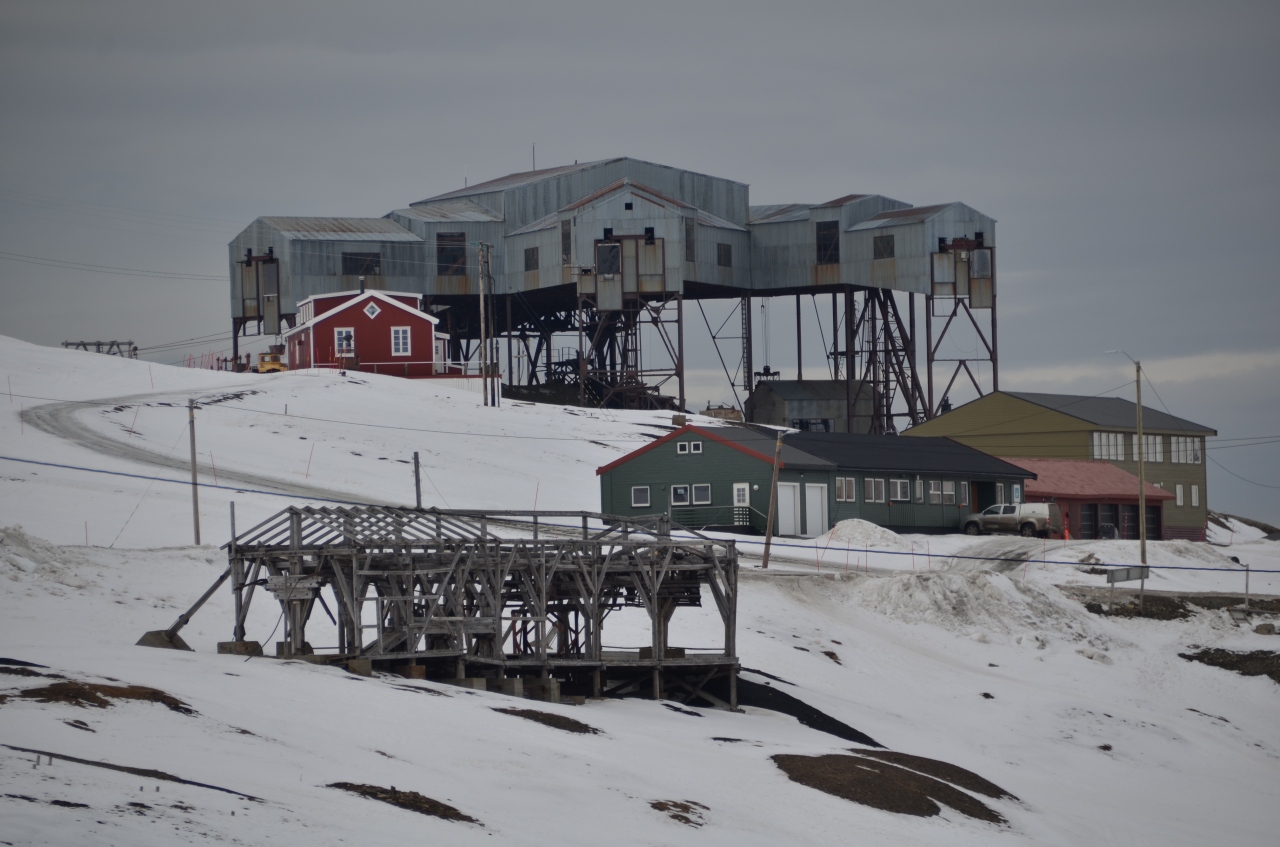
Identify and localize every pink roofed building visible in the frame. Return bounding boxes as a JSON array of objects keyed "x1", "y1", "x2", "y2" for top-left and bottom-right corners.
[{"x1": 1008, "y1": 457, "x2": 1175, "y2": 541}]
